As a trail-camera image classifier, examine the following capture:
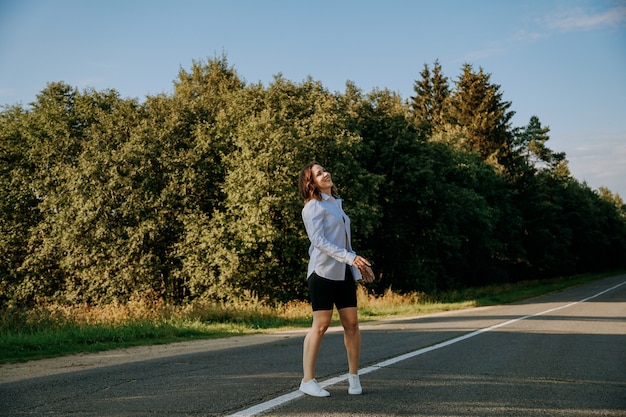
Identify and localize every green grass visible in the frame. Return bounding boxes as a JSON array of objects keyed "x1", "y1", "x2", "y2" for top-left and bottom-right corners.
[
  {"x1": 0, "y1": 320, "x2": 300, "y2": 364},
  {"x1": 0, "y1": 271, "x2": 620, "y2": 364}
]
